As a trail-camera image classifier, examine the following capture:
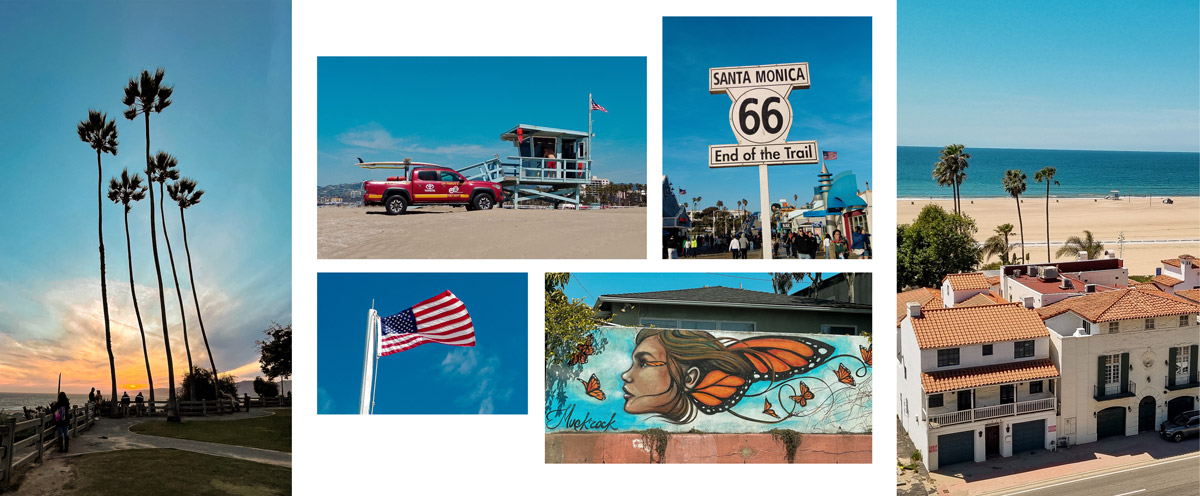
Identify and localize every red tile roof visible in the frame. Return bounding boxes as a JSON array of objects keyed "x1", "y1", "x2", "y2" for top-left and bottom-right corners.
[
  {"x1": 1036, "y1": 287, "x2": 1200, "y2": 322},
  {"x1": 910, "y1": 303, "x2": 1049, "y2": 349},
  {"x1": 959, "y1": 292, "x2": 1006, "y2": 307},
  {"x1": 897, "y1": 287, "x2": 943, "y2": 325},
  {"x1": 922, "y1": 359, "x2": 1059, "y2": 393},
  {"x1": 1161, "y1": 255, "x2": 1197, "y2": 268},
  {"x1": 986, "y1": 275, "x2": 1001, "y2": 286},
  {"x1": 1176, "y1": 289, "x2": 1200, "y2": 304},
  {"x1": 1152, "y1": 274, "x2": 1184, "y2": 287},
  {"x1": 943, "y1": 272, "x2": 991, "y2": 291}
]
